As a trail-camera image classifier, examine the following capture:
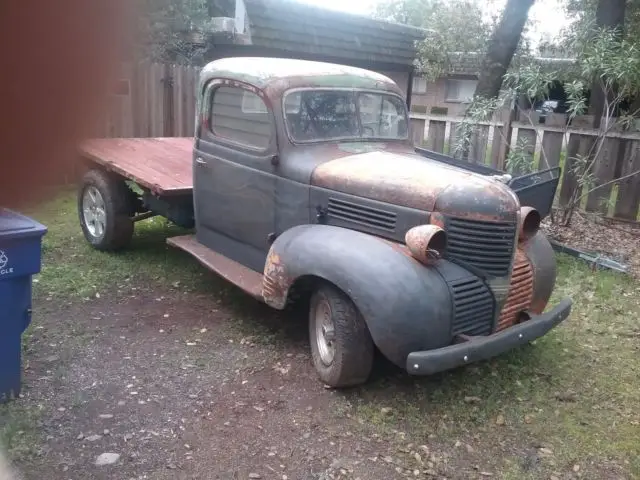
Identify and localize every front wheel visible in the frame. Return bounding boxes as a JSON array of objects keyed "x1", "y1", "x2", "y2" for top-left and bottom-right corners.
[
  {"x1": 78, "y1": 169, "x2": 134, "y2": 251},
  {"x1": 309, "y1": 284, "x2": 374, "y2": 387}
]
